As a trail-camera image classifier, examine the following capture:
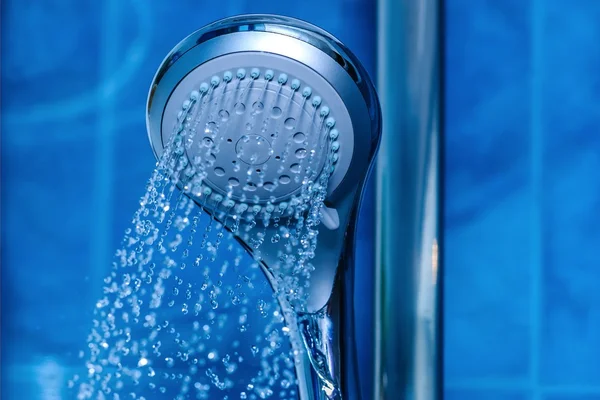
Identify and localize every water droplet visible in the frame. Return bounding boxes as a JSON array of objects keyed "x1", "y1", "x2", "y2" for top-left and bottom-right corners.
[
  {"x1": 235, "y1": 103, "x2": 246, "y2": 114},
  {"x1": 293, "y1": 132, "x2": 305, "y2": 143},
  {"x1": 204, "y1": 122, "x2": 218, "y2": 135},
  {"x1": 214, "y1": 167, "x2": 225, "y2": 176},
  {"x1": 279, "y1": 175, "x2": 291, "y2": 184},
  {"x1": 295, "y1": 148, "x2": 307, "y2": 159},
  {"x1": 271, "y1": 107, "x2": 282, "y2": 118},
  {"x1": 284, "y1": 118, "x2": 296, "y2": 130},
  {"x1": 252, "y1": 101, "x2": 264, "y2": 113},
  {"x1": 218, "y1": 109, "x2": 229, "y2": 121},
  {"x1": 263, "y1": 182, "x2": 275, "y2": 191}
]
